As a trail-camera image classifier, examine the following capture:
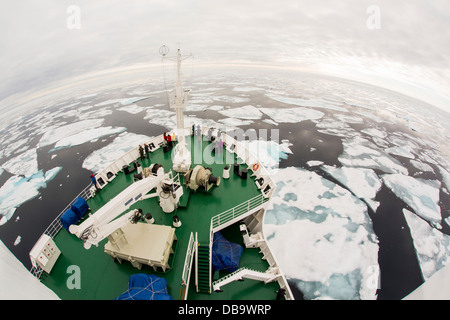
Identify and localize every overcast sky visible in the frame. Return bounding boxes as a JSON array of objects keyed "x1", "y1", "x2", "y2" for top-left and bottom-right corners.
[{"x1": 1, "y1": 0, "x2": 449, "y2": 113}]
